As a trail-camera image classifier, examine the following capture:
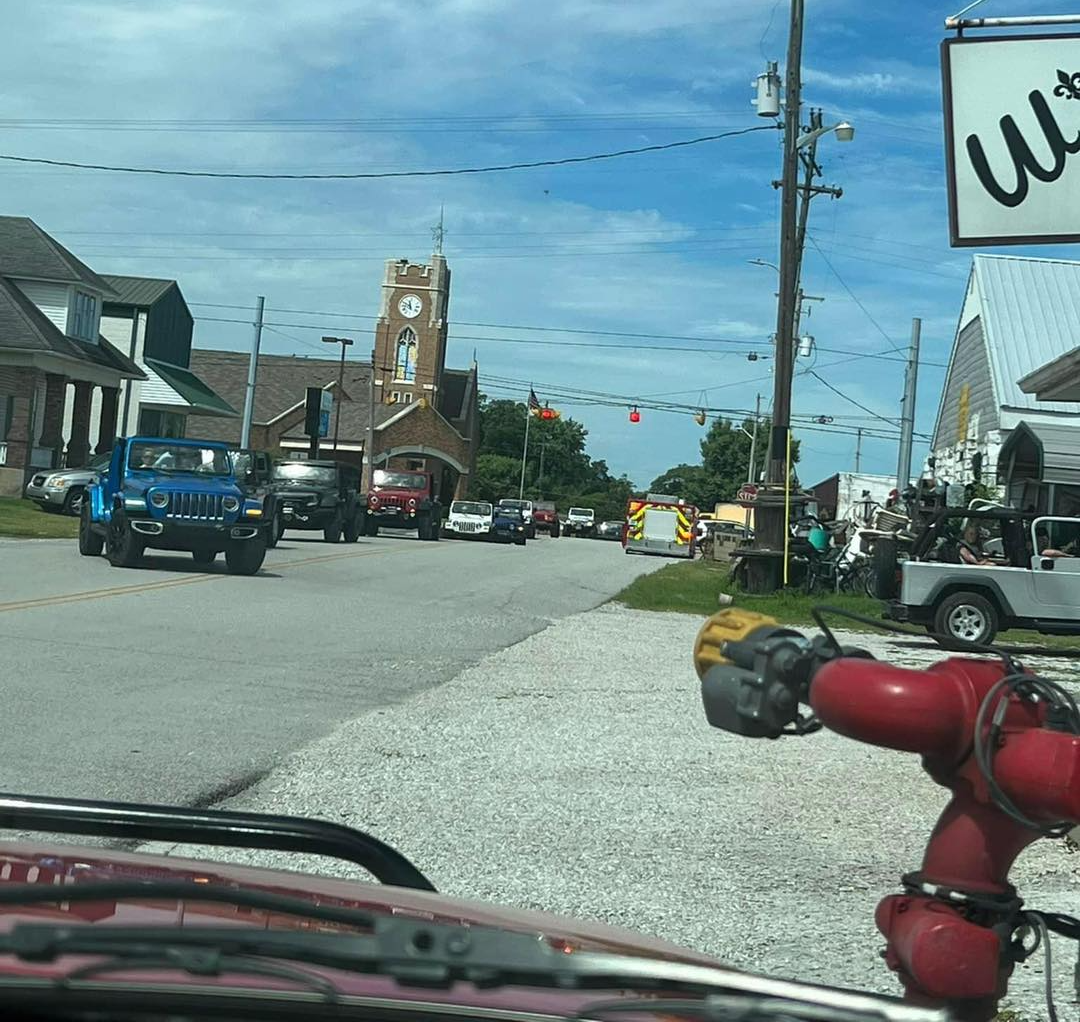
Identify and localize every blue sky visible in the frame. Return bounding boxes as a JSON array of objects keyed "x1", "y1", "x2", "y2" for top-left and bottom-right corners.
[{"x1": 7, "y1": 0, "x2": 1080, "y2": 488}]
